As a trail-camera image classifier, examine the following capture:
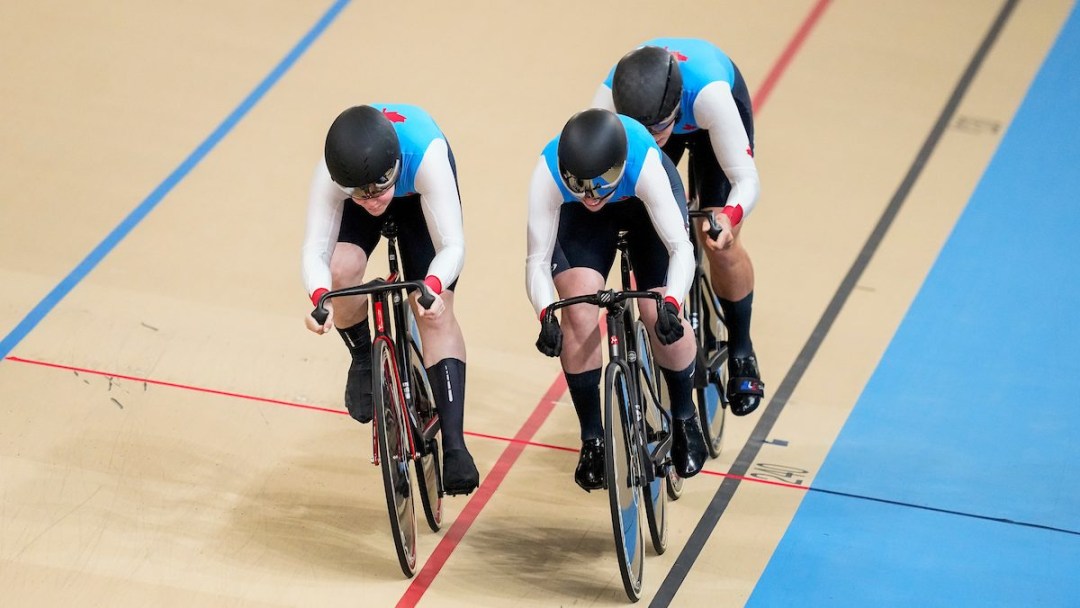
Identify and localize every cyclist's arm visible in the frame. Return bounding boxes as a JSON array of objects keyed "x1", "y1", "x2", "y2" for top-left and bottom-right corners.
[
  {"x1": 525, "y1": 157, "x2": 565, "y2": 317},
  {"x1": 414, "y1": 138, "x2": 465, "y2": 294},
  {"x1": 693, "y1": 80, "x2": 760, "y2": 225},
  {"x1": 590, "y1": 83, "x2": 616, "y2": 112},
  {"x1": 634, "y1": 149, "x2": 695, "y2": 304},
  {"x1": 301, "y1": 158, "x2": 345, "y2": 305}
]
